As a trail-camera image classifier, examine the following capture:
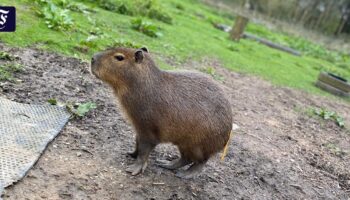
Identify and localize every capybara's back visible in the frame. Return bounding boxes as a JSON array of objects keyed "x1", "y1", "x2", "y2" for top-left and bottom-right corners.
[
  {"x1": 151, "y1": 71, "x2": 232, "y2": 161},
  {"x1": 91, "y1": 47, "x2": 232, "y2": 178}
]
